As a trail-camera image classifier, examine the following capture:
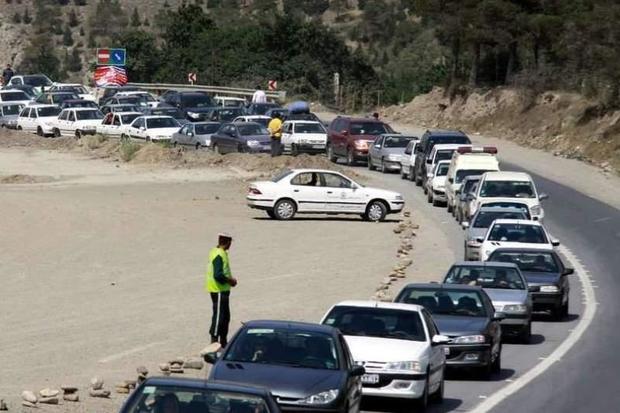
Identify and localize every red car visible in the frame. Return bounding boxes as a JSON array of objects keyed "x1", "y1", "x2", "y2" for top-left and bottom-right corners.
[{"x1": 327, "y1": 116, "x2": 394, "y2": 165}]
